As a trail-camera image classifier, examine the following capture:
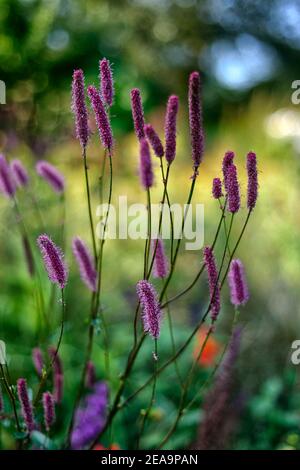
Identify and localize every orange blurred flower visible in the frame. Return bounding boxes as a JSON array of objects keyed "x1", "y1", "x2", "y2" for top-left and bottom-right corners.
[
  {"x1": 193, "y1": 326, "x2": 221, "y2": 367},
  {"x1": 93, "y1": 443, "x2": 120, "y2": 450}
]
